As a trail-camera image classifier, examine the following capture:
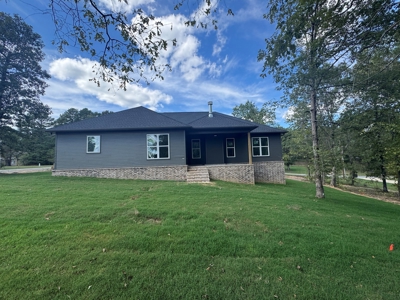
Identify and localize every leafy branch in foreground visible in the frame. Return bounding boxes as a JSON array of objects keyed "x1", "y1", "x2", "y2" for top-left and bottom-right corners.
[
  {"x1": 47, "y1": 0, "x2": 233, "y2": 89},
  {"x1": 49, "y1": 0, "x2": 175, "y2": 90}
]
